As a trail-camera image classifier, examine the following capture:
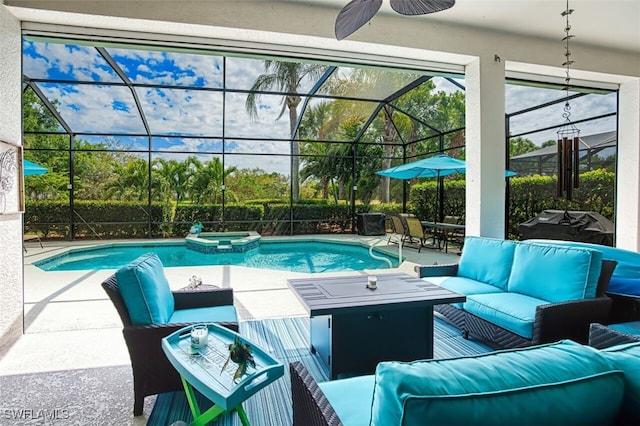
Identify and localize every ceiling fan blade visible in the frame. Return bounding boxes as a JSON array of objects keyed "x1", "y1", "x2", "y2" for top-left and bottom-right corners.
[
  {"x1": 335, "y1": 0, "x2": 383, "y2": 40},
  {"x1": 390, "y1": 0, "x2": 455, "y2": 15}
]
